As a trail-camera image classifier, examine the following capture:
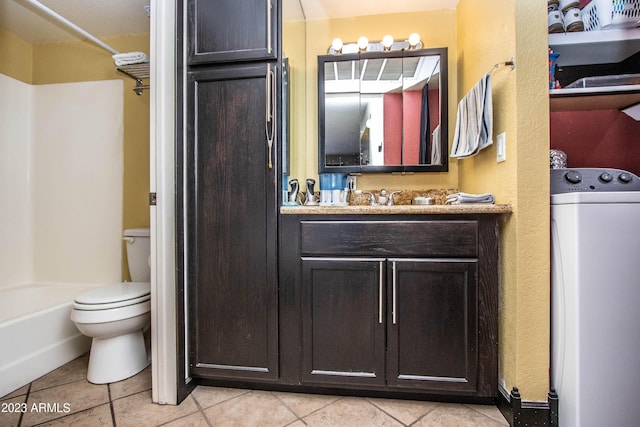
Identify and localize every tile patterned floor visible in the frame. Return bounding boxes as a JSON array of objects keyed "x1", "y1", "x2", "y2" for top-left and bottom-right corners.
[{"x1": 1, "y1": 354, "x2": 509, "y2": 426}]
